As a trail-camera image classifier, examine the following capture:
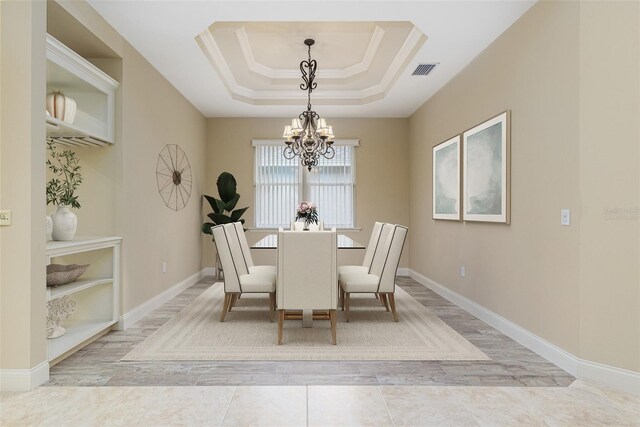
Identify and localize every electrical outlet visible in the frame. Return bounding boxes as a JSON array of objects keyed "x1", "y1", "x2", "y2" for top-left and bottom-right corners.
[
  {"x1": 0, "y1": 210, "x2": 11, "y2": 226},
  {"x1": 162, "y1": 262, "x2": 167, "y2": 273},
  {"x1": 561, "y1": 209, "x2": 571, "y2": 226},
  {"x1": 460, "y1": 266, "x2": 466, "y2": 278}
]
